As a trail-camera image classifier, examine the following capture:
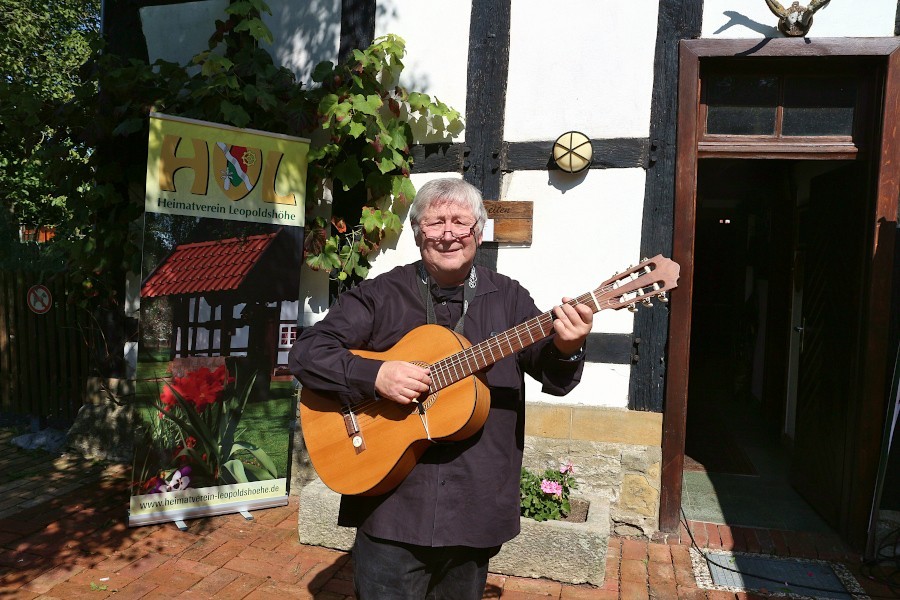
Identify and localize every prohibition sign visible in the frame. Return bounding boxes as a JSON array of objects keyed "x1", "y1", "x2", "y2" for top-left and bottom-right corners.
[{"x1": 27, "y1": 284, "x2": 52, "y2": 315}]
